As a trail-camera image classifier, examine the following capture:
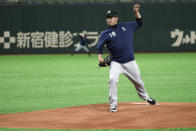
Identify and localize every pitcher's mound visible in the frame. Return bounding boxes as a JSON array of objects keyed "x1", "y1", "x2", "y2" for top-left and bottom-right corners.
[{"x1": 0, "y1": 102, "x2": 196, "y2": 129}]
